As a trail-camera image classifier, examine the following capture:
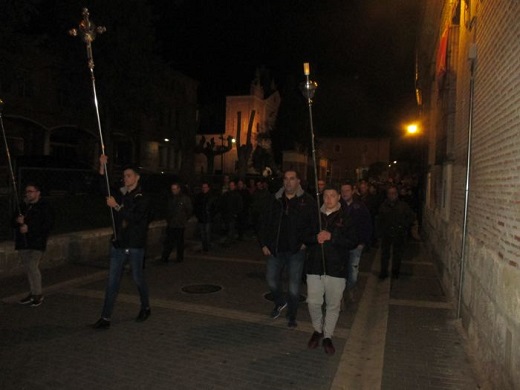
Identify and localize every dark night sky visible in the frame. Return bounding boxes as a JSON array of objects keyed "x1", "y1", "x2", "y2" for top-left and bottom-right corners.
[{"x1": 151, "y1": 0, "x2": 421, "y2": 138}]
